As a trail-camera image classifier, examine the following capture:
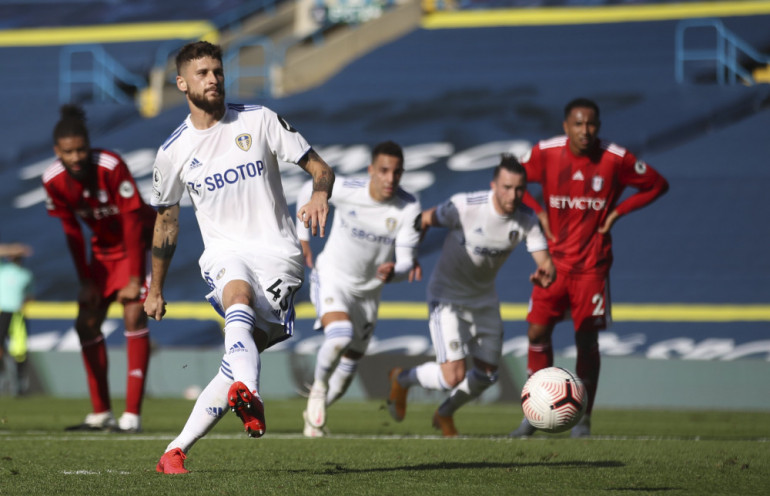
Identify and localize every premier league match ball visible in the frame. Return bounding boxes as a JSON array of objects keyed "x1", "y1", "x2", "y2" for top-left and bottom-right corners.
[{"x1": 520, "y1": 367, "x2": 587, "y2": 433}]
